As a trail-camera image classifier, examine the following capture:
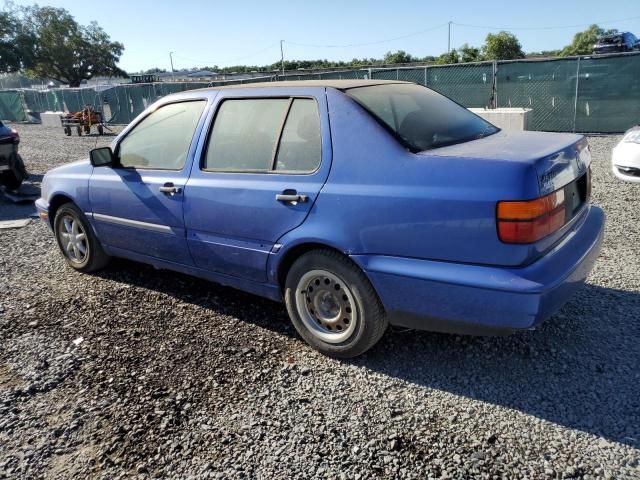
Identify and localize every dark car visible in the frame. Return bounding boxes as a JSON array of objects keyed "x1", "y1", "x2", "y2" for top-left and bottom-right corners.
[
  {"x1": 593, "y1": 32, "x2": 638, "y2": 54},
  {"x1": 0, "y1": 121, "x2": 26, "y2": 190}
]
